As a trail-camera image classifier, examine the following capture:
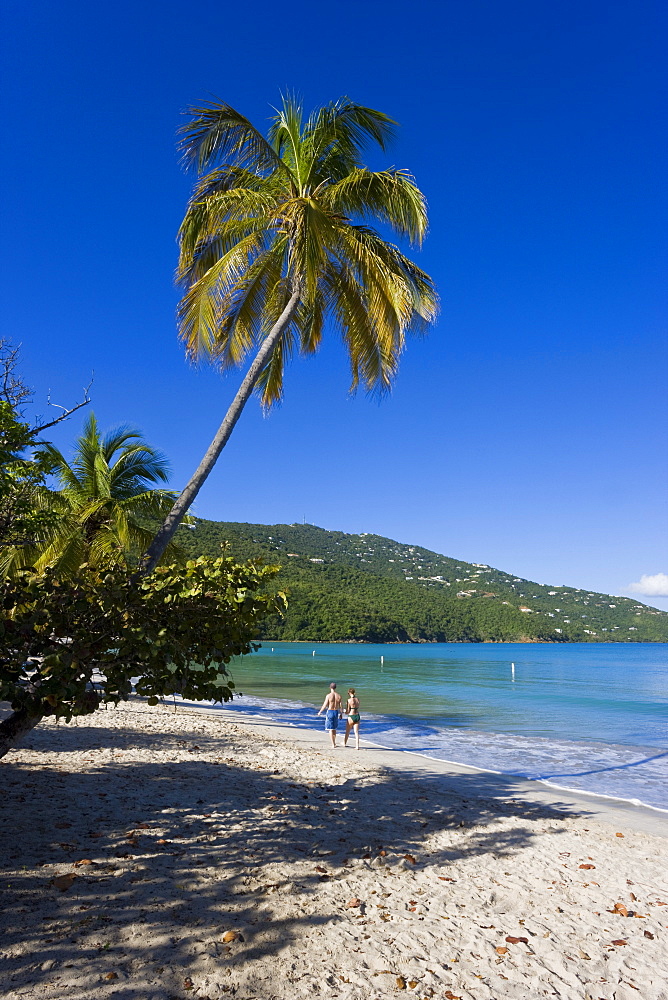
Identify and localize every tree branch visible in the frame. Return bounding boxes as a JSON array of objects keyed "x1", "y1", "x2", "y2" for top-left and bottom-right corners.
[{"x1": 33, "y1": 376, "x2": 94, "y2": 434}]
